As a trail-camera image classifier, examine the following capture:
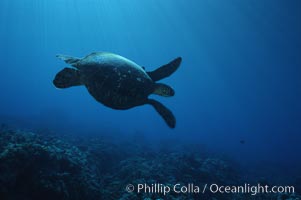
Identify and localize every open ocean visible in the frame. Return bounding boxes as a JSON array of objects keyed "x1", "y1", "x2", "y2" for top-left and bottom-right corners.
[{"x1": 0, "y1": 0, "x2": 300, "y2": 199}]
